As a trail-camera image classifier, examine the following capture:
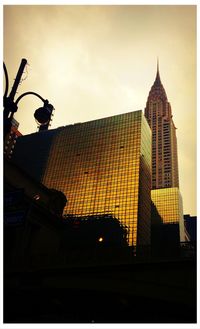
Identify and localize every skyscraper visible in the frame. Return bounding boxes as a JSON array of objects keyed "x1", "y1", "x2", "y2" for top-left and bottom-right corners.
[
  {"x1": 144, "y1": 62, "x2": 179, "y2": 189},
  {"x1": 145, "y1": 62, "x2": 185, "y2": 241},
  {"x1": 12, "y1": 110, "x2": 152, "y2": 247}
]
